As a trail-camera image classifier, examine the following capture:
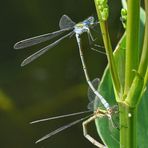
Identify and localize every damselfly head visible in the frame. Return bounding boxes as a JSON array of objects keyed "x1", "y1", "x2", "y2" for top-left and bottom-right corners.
[{"x1": 83, "y1": 16, "x2": 95, "y2": 26}]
